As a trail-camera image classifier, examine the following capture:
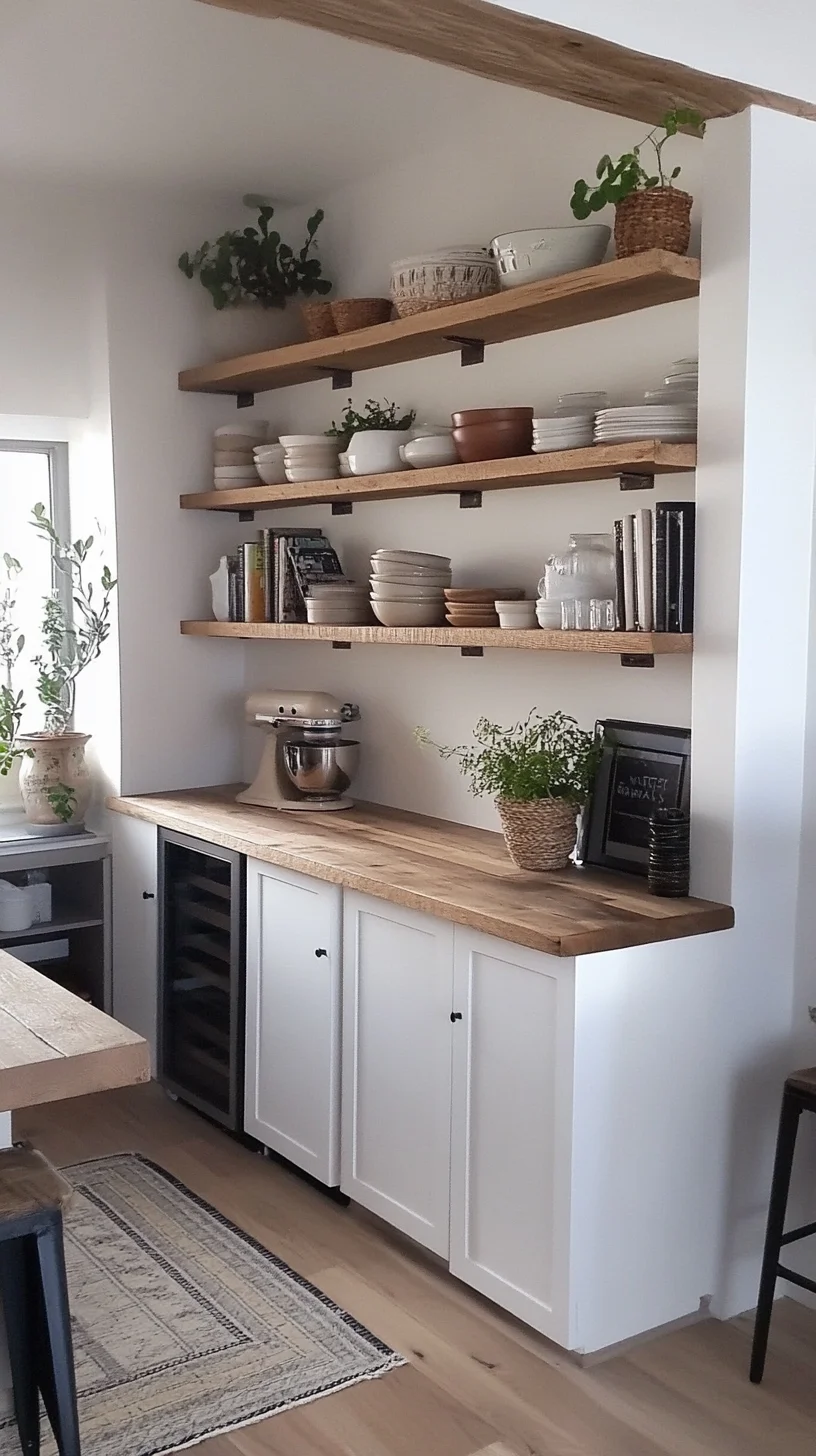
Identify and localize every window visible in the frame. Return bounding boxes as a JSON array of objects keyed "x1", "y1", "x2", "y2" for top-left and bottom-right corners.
[{"x1": 1, "y1": 440, "x2": 70, "y2": 746}]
